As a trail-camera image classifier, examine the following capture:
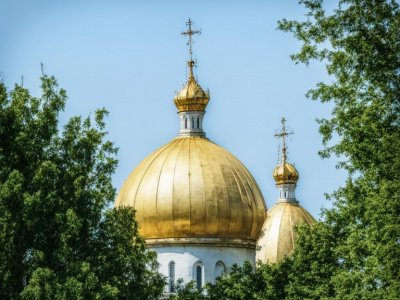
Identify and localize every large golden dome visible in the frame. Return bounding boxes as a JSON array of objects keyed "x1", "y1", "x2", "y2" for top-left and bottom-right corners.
[
  {"x1": 256, "y1": 203, "x2": 315, "y2": 263},
  {"x1": 115, "y1": 137, "x2": 267, "y2": 244}
]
